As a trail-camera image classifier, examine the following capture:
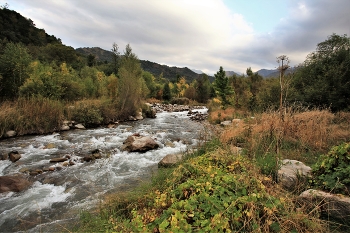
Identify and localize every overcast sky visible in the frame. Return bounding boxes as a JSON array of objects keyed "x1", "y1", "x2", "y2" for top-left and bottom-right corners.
[{"x1": 2, "y1": 0, "x2": 350, "y2": 74}]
